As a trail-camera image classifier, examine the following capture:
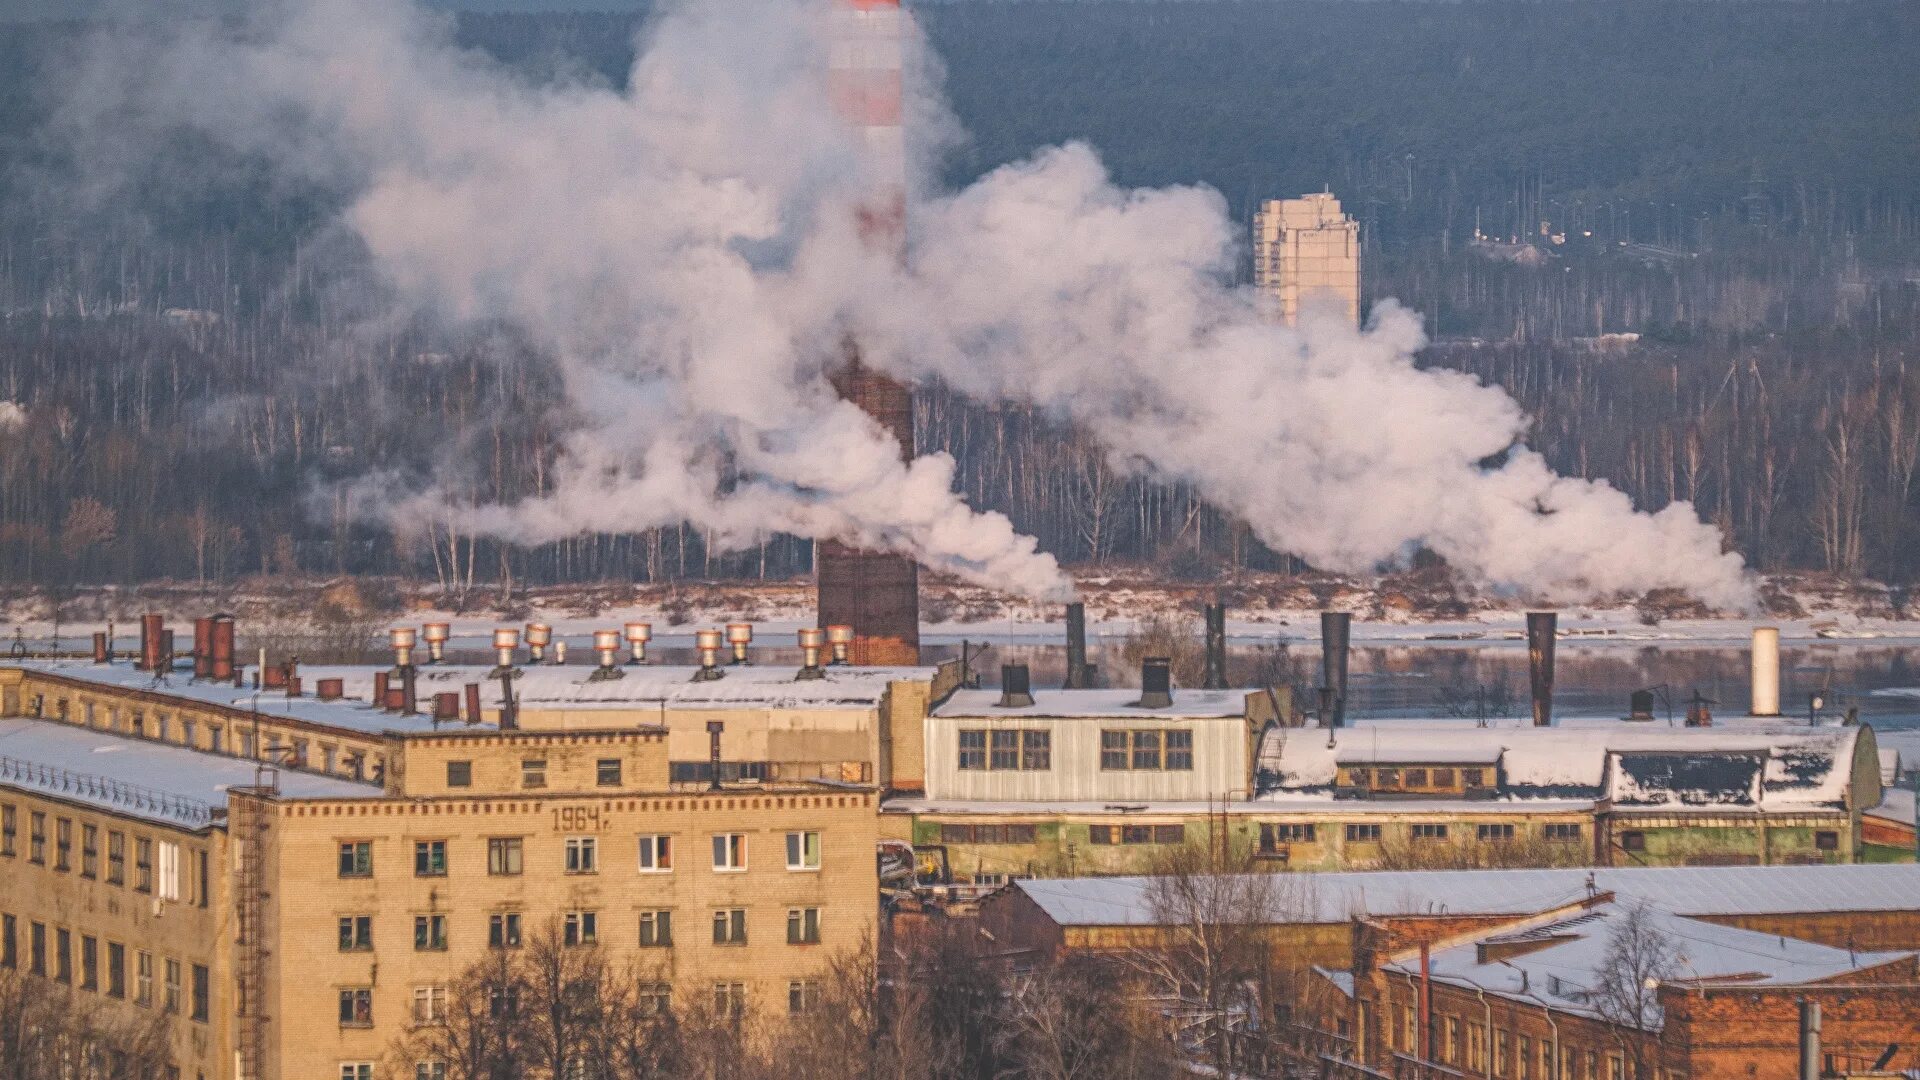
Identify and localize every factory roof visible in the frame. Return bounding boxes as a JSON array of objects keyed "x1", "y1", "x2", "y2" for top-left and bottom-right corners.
[
  {"x1": 303, "y1": 662, "x2": 936, "y2": 712},
  {"x1": 1008, "y1": 864, "x2": 1920, "y2": 927},
  {"x1": 884, "y1": 796, "x2": 1598, "y2": 817},
  {"x1": 1393, "y1": 901, "x2": 1913, "y2": 1027},
  {"x1": 933, "y1": 688, "x2": 1246, "y2": 720},
  {"x1": 0, "y1": 717, "x2": 382, "y2": 830},
  {"x1": 1256, "y1": 720, "x2": 1871, "y2": 812}
]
